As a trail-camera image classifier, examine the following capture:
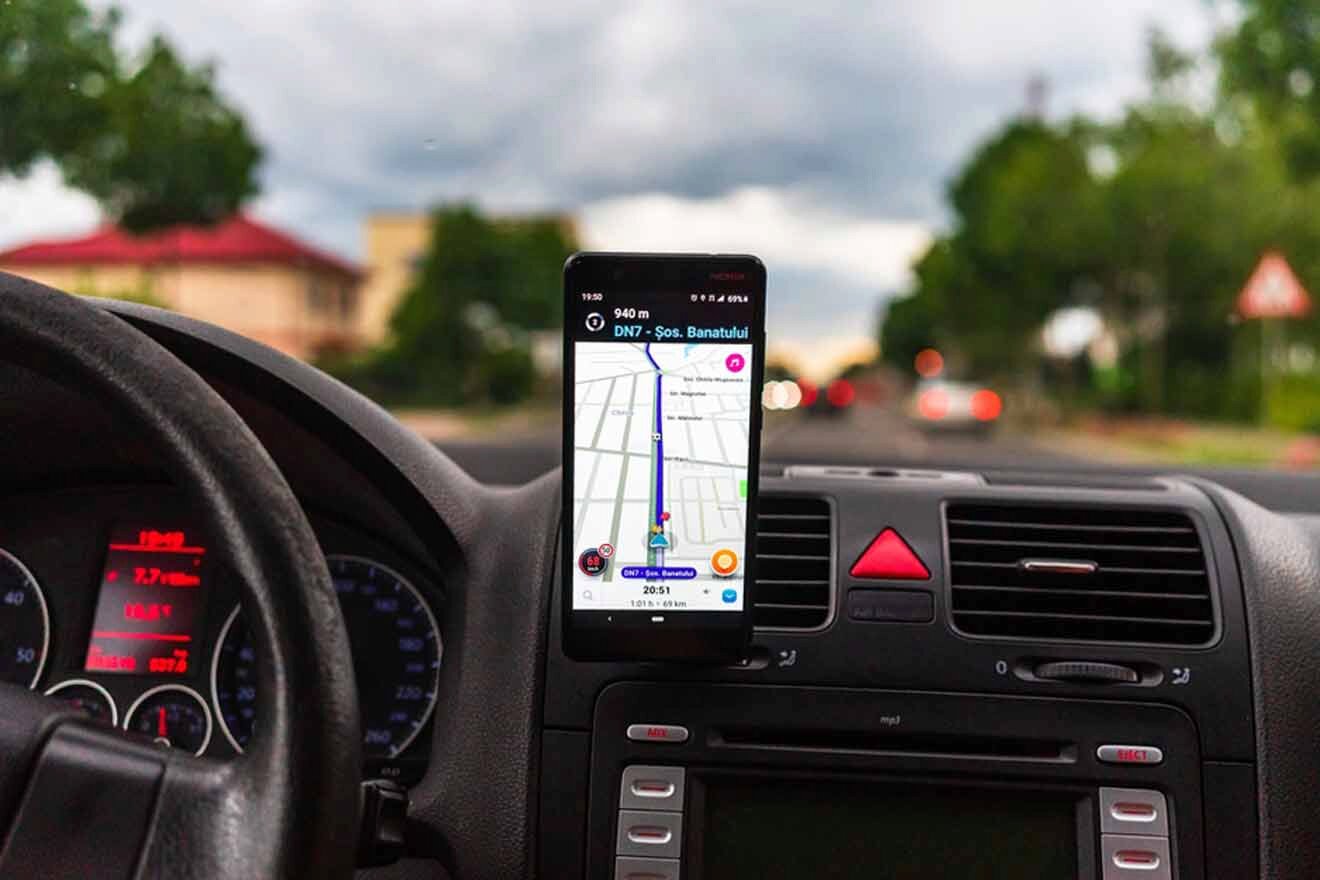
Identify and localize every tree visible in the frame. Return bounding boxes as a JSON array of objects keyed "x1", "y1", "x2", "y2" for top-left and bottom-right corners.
[
  {"x1": 881, "y1": 122, "x2": 1103, "y2": 378},
  {"x1": 880, "y1": 23, "x2": 1320, "y2": 424},
  {"x1": 1218, "y1": 0, "x2": 1320, "y2": 180},
  {"x1": 333, "y1": 204, "x2": 578, "y2": 406},
  {"x1": 1, "y1": 0, "x2": 260, "y2": 230}
]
